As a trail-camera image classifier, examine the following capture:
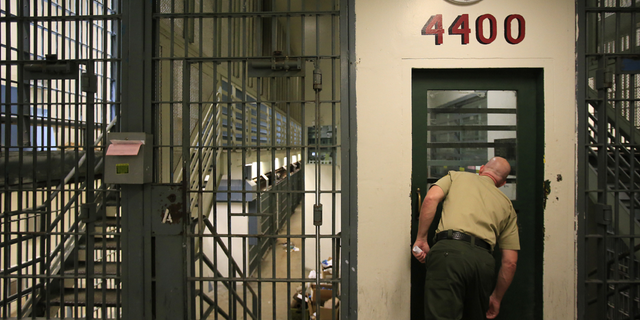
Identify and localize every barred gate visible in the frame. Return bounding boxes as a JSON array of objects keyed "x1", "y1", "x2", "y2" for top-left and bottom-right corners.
[
  {"x1": 151, "y1": 0, "x2": 352, "y2": 318},
  {"x1": 578, "y1": 0, "x2": 640, "y2": 319}
]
